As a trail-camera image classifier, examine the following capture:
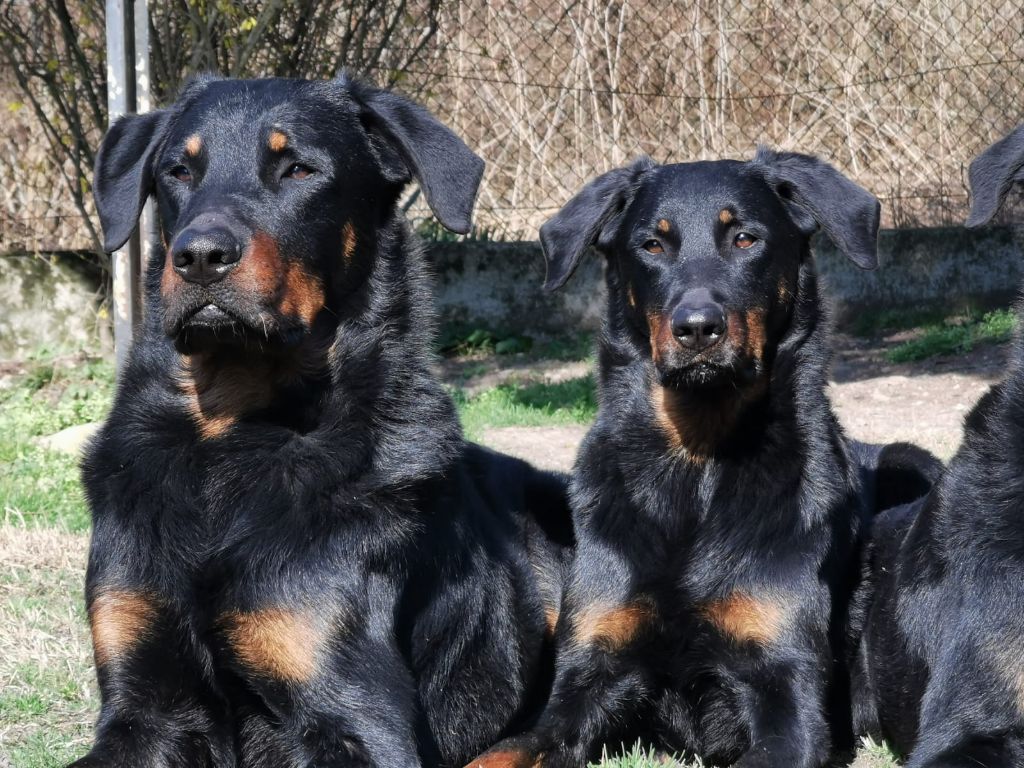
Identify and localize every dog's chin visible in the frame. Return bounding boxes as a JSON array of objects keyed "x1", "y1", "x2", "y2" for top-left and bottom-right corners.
[
  {"x1": 165, "y1": 304, "x2": 300, "y2": 355},
  {"x1": 658, "y1": 361, "x2": 737, "y2": 391},
  {"x1": 656, "y1": 352, "x2": 762, "y2": 393}
]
